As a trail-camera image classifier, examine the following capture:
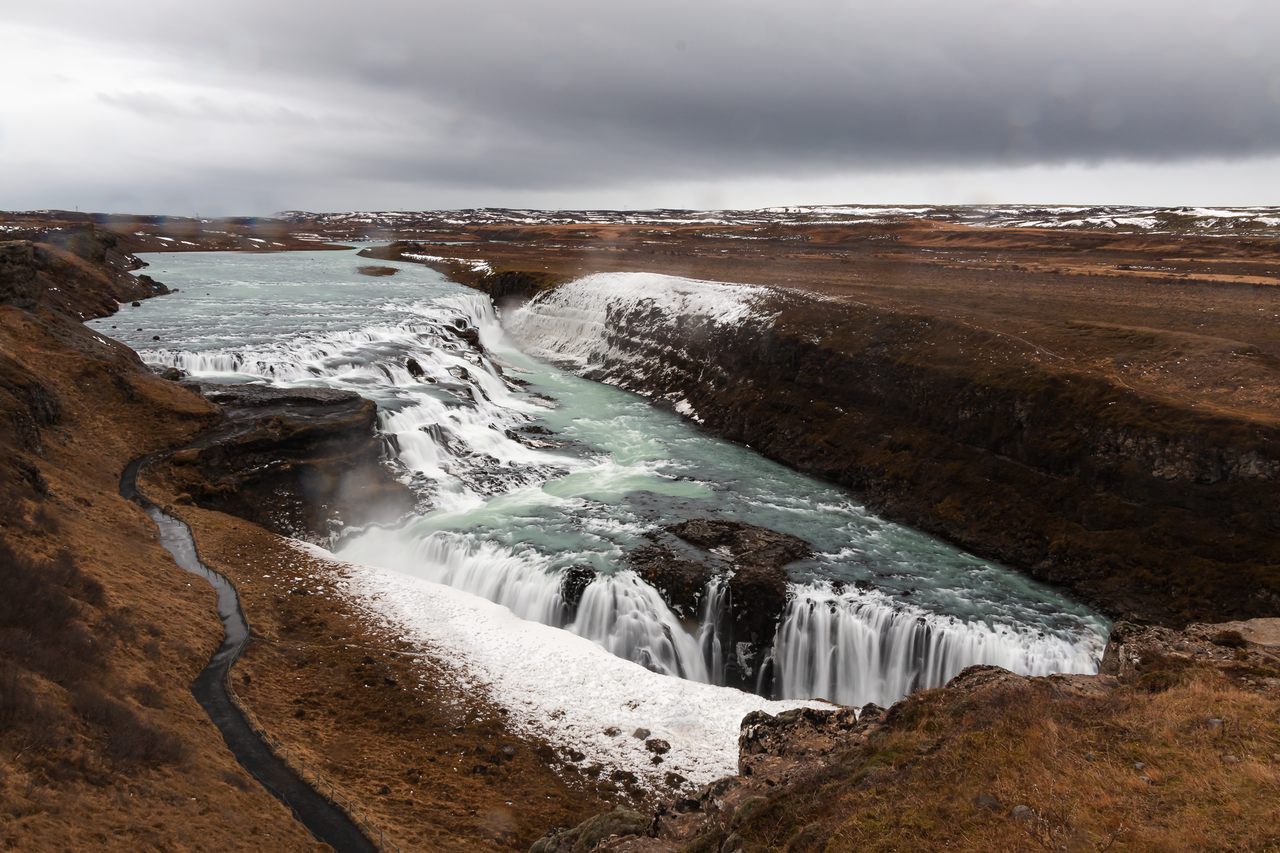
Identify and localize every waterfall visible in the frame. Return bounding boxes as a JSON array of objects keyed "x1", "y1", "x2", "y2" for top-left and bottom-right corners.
[
  {"x1": 771, "y1": 585, "x2": 1106, "y2": 708},
  {"x1": 127, "y1": 262, "x2": 1109, "y2": 710}
]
